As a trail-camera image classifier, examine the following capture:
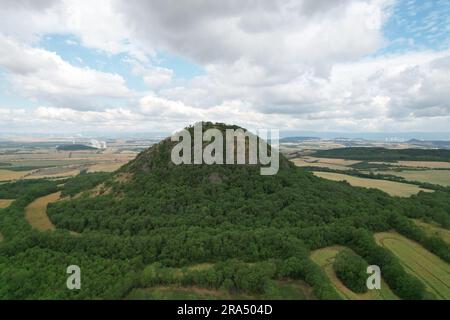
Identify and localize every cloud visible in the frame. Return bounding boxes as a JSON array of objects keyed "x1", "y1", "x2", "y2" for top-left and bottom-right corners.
[
  {"x1": 115, "y1": 0, "x2": 390, "y2": 74},
  {"x1": 126, "y1": 58, "x2": 173, "y2": 89},
  {"x1": 0, "y1": 36, "x2": 132, "y2": 109},
  {"x1": 0, "y1": 0, "x2": 449, "y2": 133}
]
